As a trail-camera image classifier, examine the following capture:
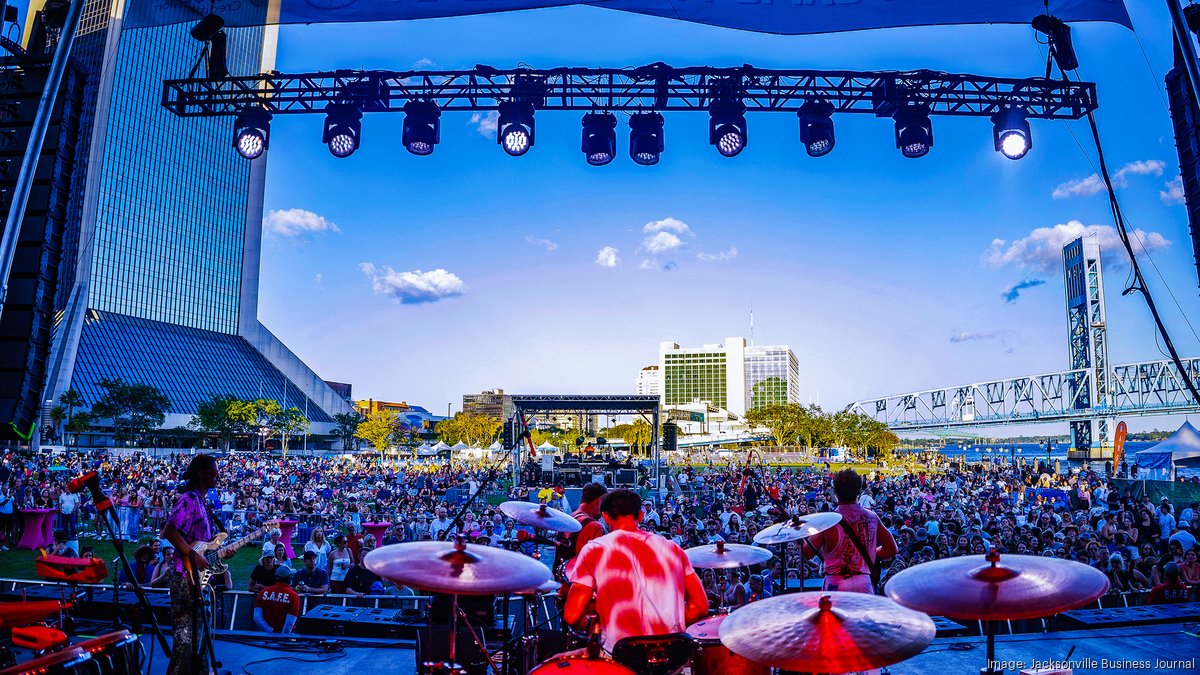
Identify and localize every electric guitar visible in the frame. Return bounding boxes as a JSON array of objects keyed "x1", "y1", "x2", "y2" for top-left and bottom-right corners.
[{"x1": 185, "y1": 520, "x2": 280, "y2": 588}]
